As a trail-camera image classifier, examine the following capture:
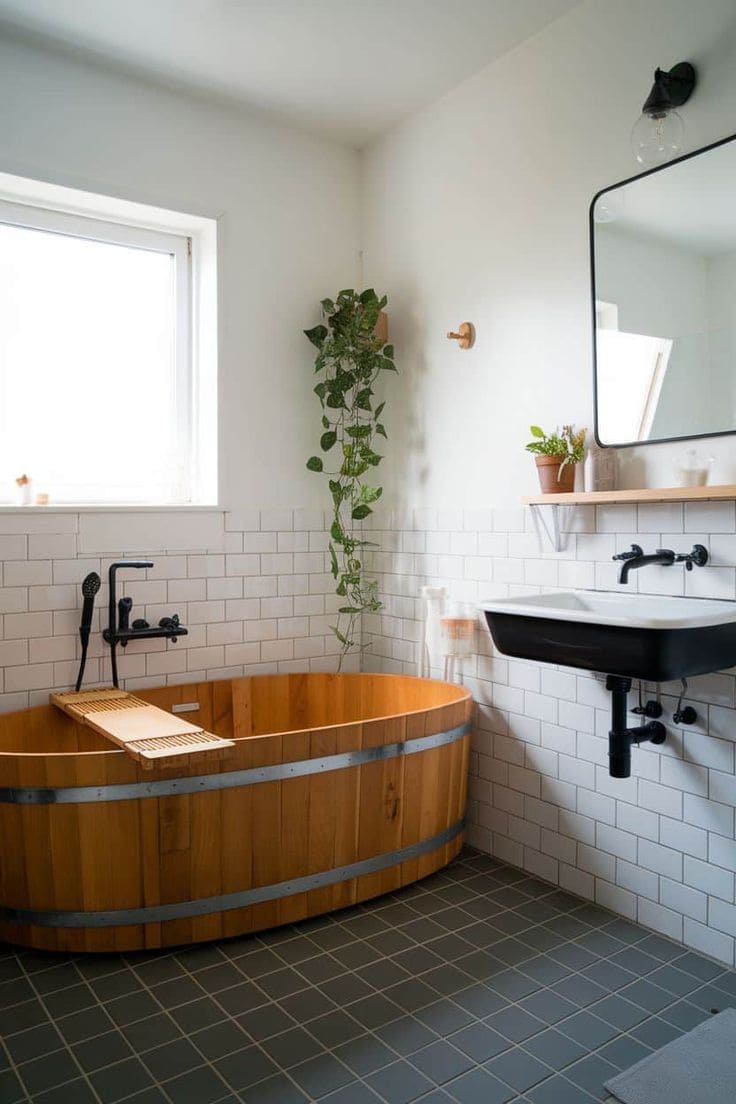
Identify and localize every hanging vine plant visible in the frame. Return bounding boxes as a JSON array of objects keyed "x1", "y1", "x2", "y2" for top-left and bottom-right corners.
[{"x1": 305, "y1": 288, "x2": 396, "y2": 666}]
